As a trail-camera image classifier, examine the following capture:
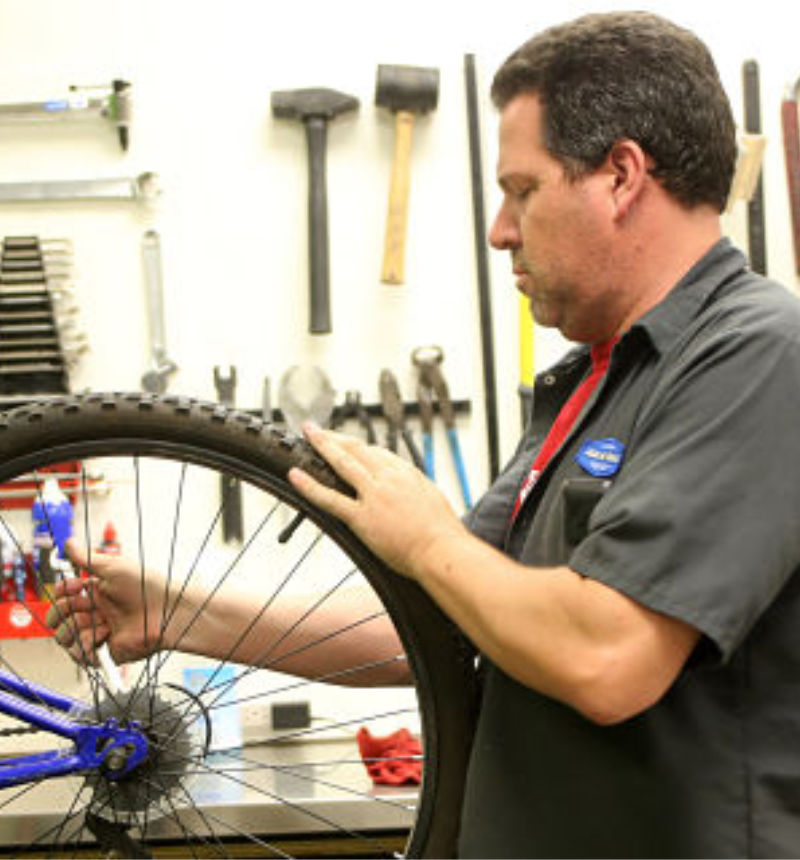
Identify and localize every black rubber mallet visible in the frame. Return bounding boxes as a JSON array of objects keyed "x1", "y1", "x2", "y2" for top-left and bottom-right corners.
[{"x1": 272, "y1": 87, "x2": 359, "y2": 333}]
